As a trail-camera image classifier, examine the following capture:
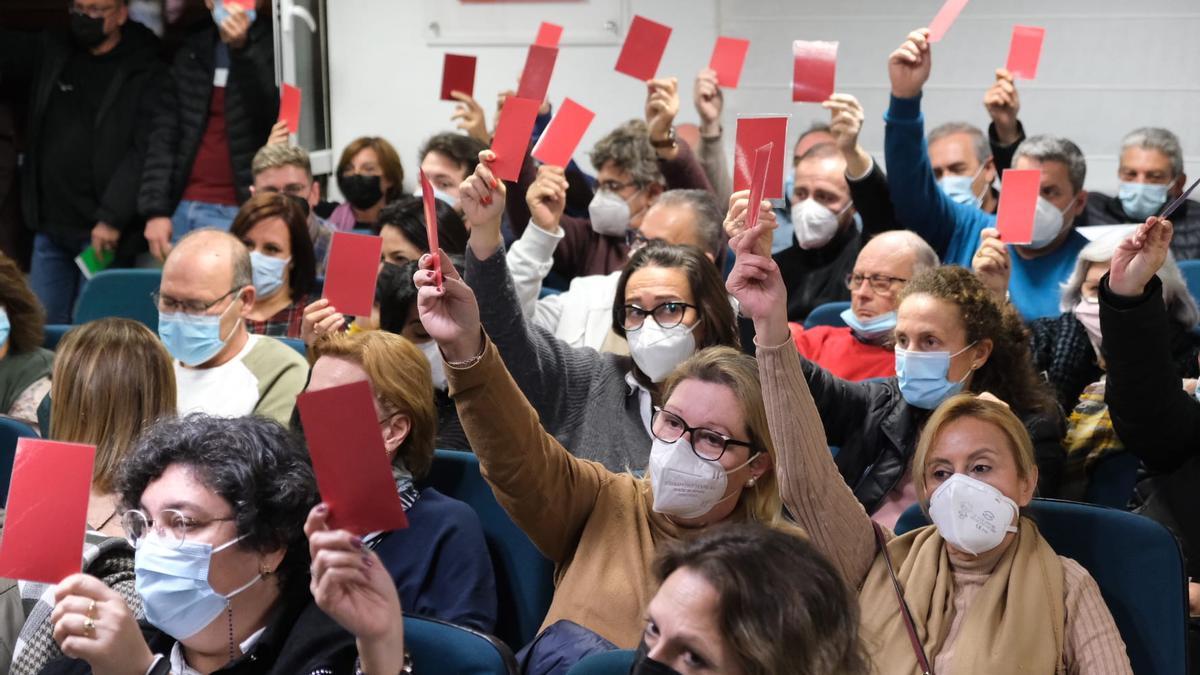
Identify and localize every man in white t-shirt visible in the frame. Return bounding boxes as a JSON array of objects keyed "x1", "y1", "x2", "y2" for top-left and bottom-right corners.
[{"x1": 156, "y1": 229, "x2": 306, "y2": 424}]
